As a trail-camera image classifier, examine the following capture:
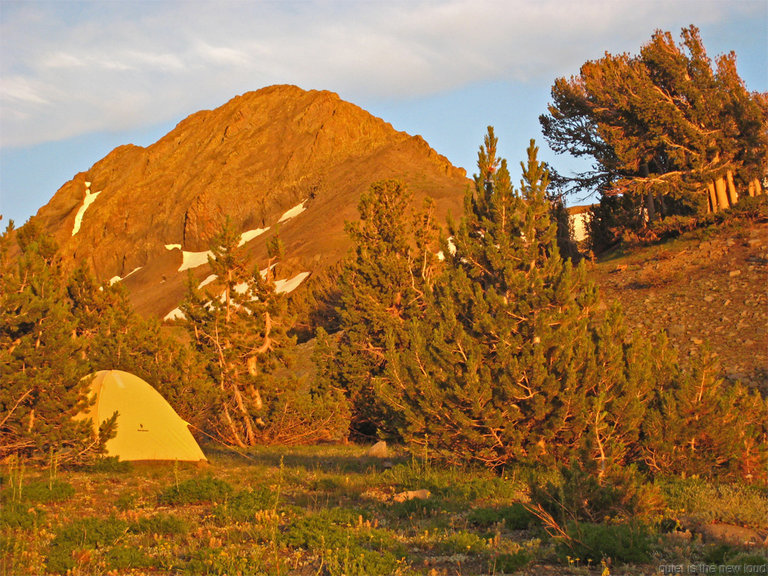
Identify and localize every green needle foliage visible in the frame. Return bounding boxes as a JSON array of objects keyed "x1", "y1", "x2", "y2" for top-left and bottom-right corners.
[
  {"x1": 181, "y1": 217, "x2": 296, "y2": 447},
  {"x1": 320, "y1": 179, "x2": 440, "y2": 439},
  {"x1": 0, "y1": 222, "x2": 112, "y2": 463},
  {"x1": 379, "y1": 128, "x2": 767, "y2": 482},
  {"x1": 382, "y1": 131, "x2": 608, "y2": 469},
  {"x1": 541, "y1": 25, "x2": 768, "y2": 248},
  {"x1": 67, "y1": 264, "x2": 213, "y2": 431},
  {"x1": 182, "y1": 218, "x2": 348, "y2": 447}
]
